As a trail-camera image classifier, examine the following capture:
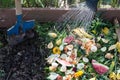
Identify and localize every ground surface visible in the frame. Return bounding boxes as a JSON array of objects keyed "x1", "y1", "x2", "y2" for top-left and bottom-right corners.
[{"x1": 0, "y1": 28, "x2": 48, "y2": 80}]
